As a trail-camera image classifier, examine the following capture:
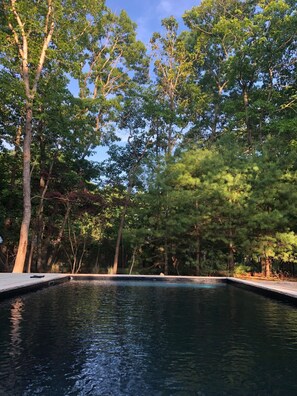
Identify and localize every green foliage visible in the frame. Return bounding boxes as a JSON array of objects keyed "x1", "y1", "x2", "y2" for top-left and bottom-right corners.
[
  {"x1": 182, "y1": 0, "x2": 297, "y2": 146},
  {"x1": 234, "y1": 265, "x2": 252, "y2": 276},
  {"x1": 0, "y1": 0, "x2": 296, "y2": 276}
]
